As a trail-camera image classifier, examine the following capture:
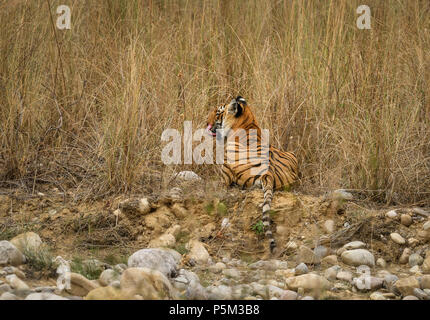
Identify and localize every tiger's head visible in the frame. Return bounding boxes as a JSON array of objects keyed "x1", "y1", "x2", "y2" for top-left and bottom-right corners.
[
  {"x1": 206, "y1": 104, "x2": 225, "y2": 140},
  {"x1": 206, "y1": 96, "x2": 259, "y2": 140}
]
